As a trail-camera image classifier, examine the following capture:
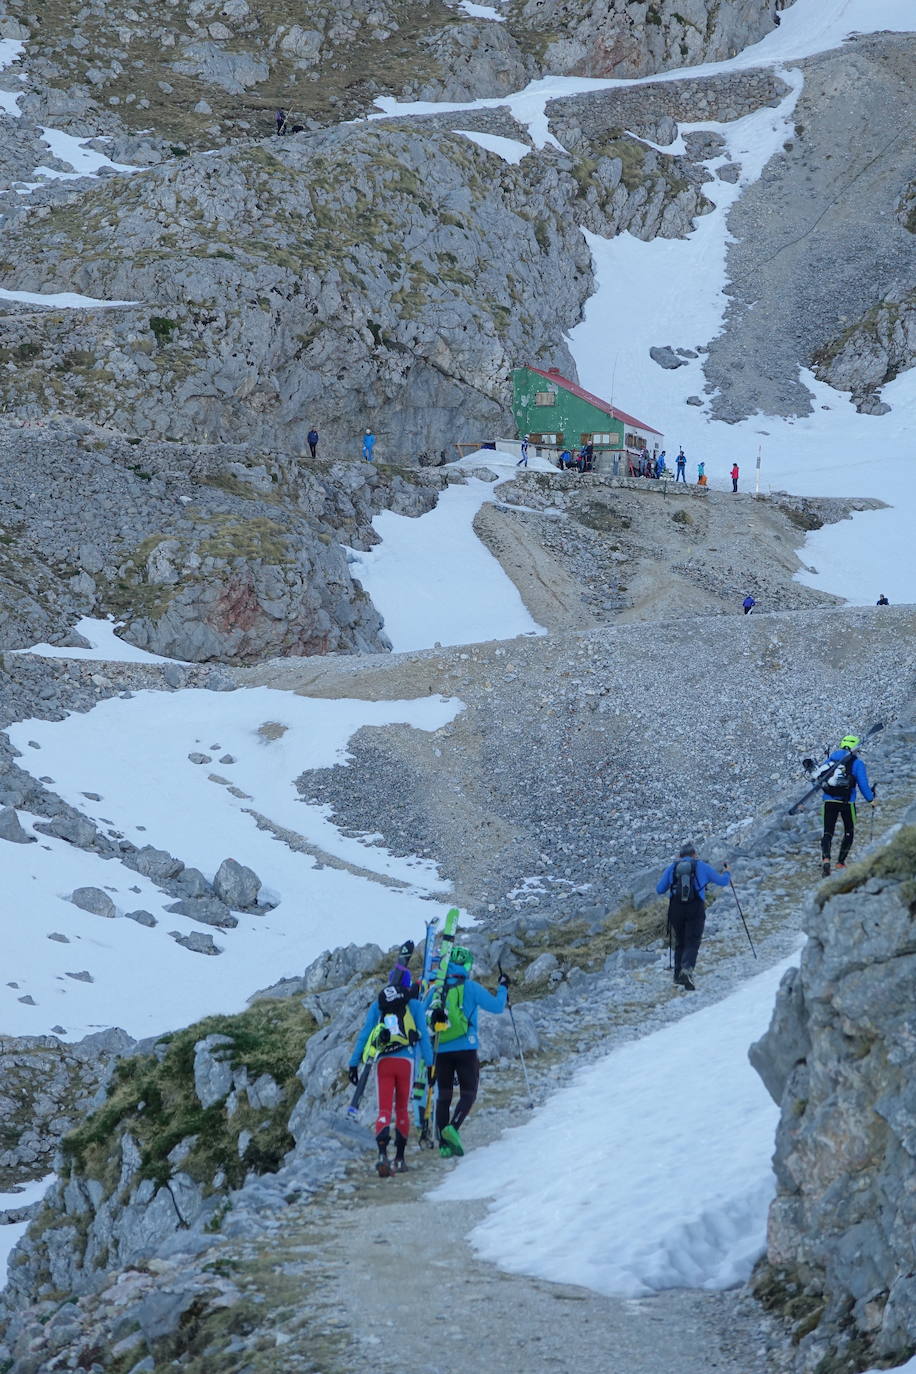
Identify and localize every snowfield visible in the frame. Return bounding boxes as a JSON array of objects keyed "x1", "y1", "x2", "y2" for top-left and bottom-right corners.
[
  {"x1": 433, "y1": 955, "x2": 795, "y2": 1295},
  {"x1": 2, "y1": 688, "x2": 464, "y2": 1040}
]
